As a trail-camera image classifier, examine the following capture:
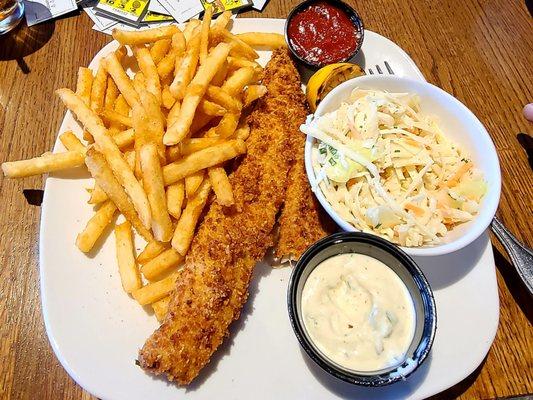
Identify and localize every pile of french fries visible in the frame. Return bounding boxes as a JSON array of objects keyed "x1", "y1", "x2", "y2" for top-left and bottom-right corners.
[{"x1": 1, "y1": 11, "x2": 286, "y2": 321}]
